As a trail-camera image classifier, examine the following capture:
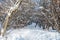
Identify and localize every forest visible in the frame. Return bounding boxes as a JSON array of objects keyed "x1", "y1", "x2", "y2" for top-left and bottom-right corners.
[{"x1": 0, "y1": 0, "x2": 60, "y2": 40}]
